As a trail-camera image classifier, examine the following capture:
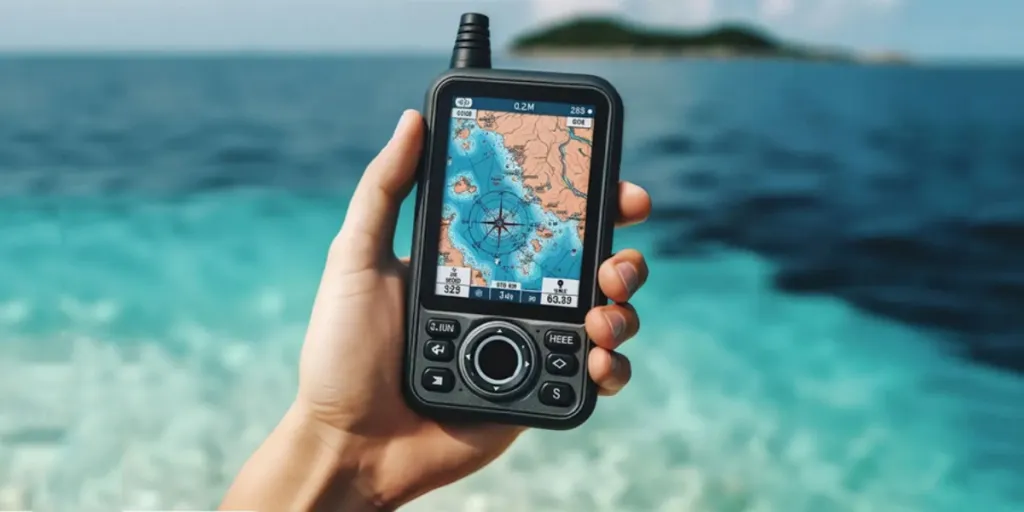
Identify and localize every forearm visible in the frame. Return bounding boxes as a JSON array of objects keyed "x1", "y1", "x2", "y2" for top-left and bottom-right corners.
[{"x1": 220, "y1": 405, "x2": 387, "y2": 512}]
